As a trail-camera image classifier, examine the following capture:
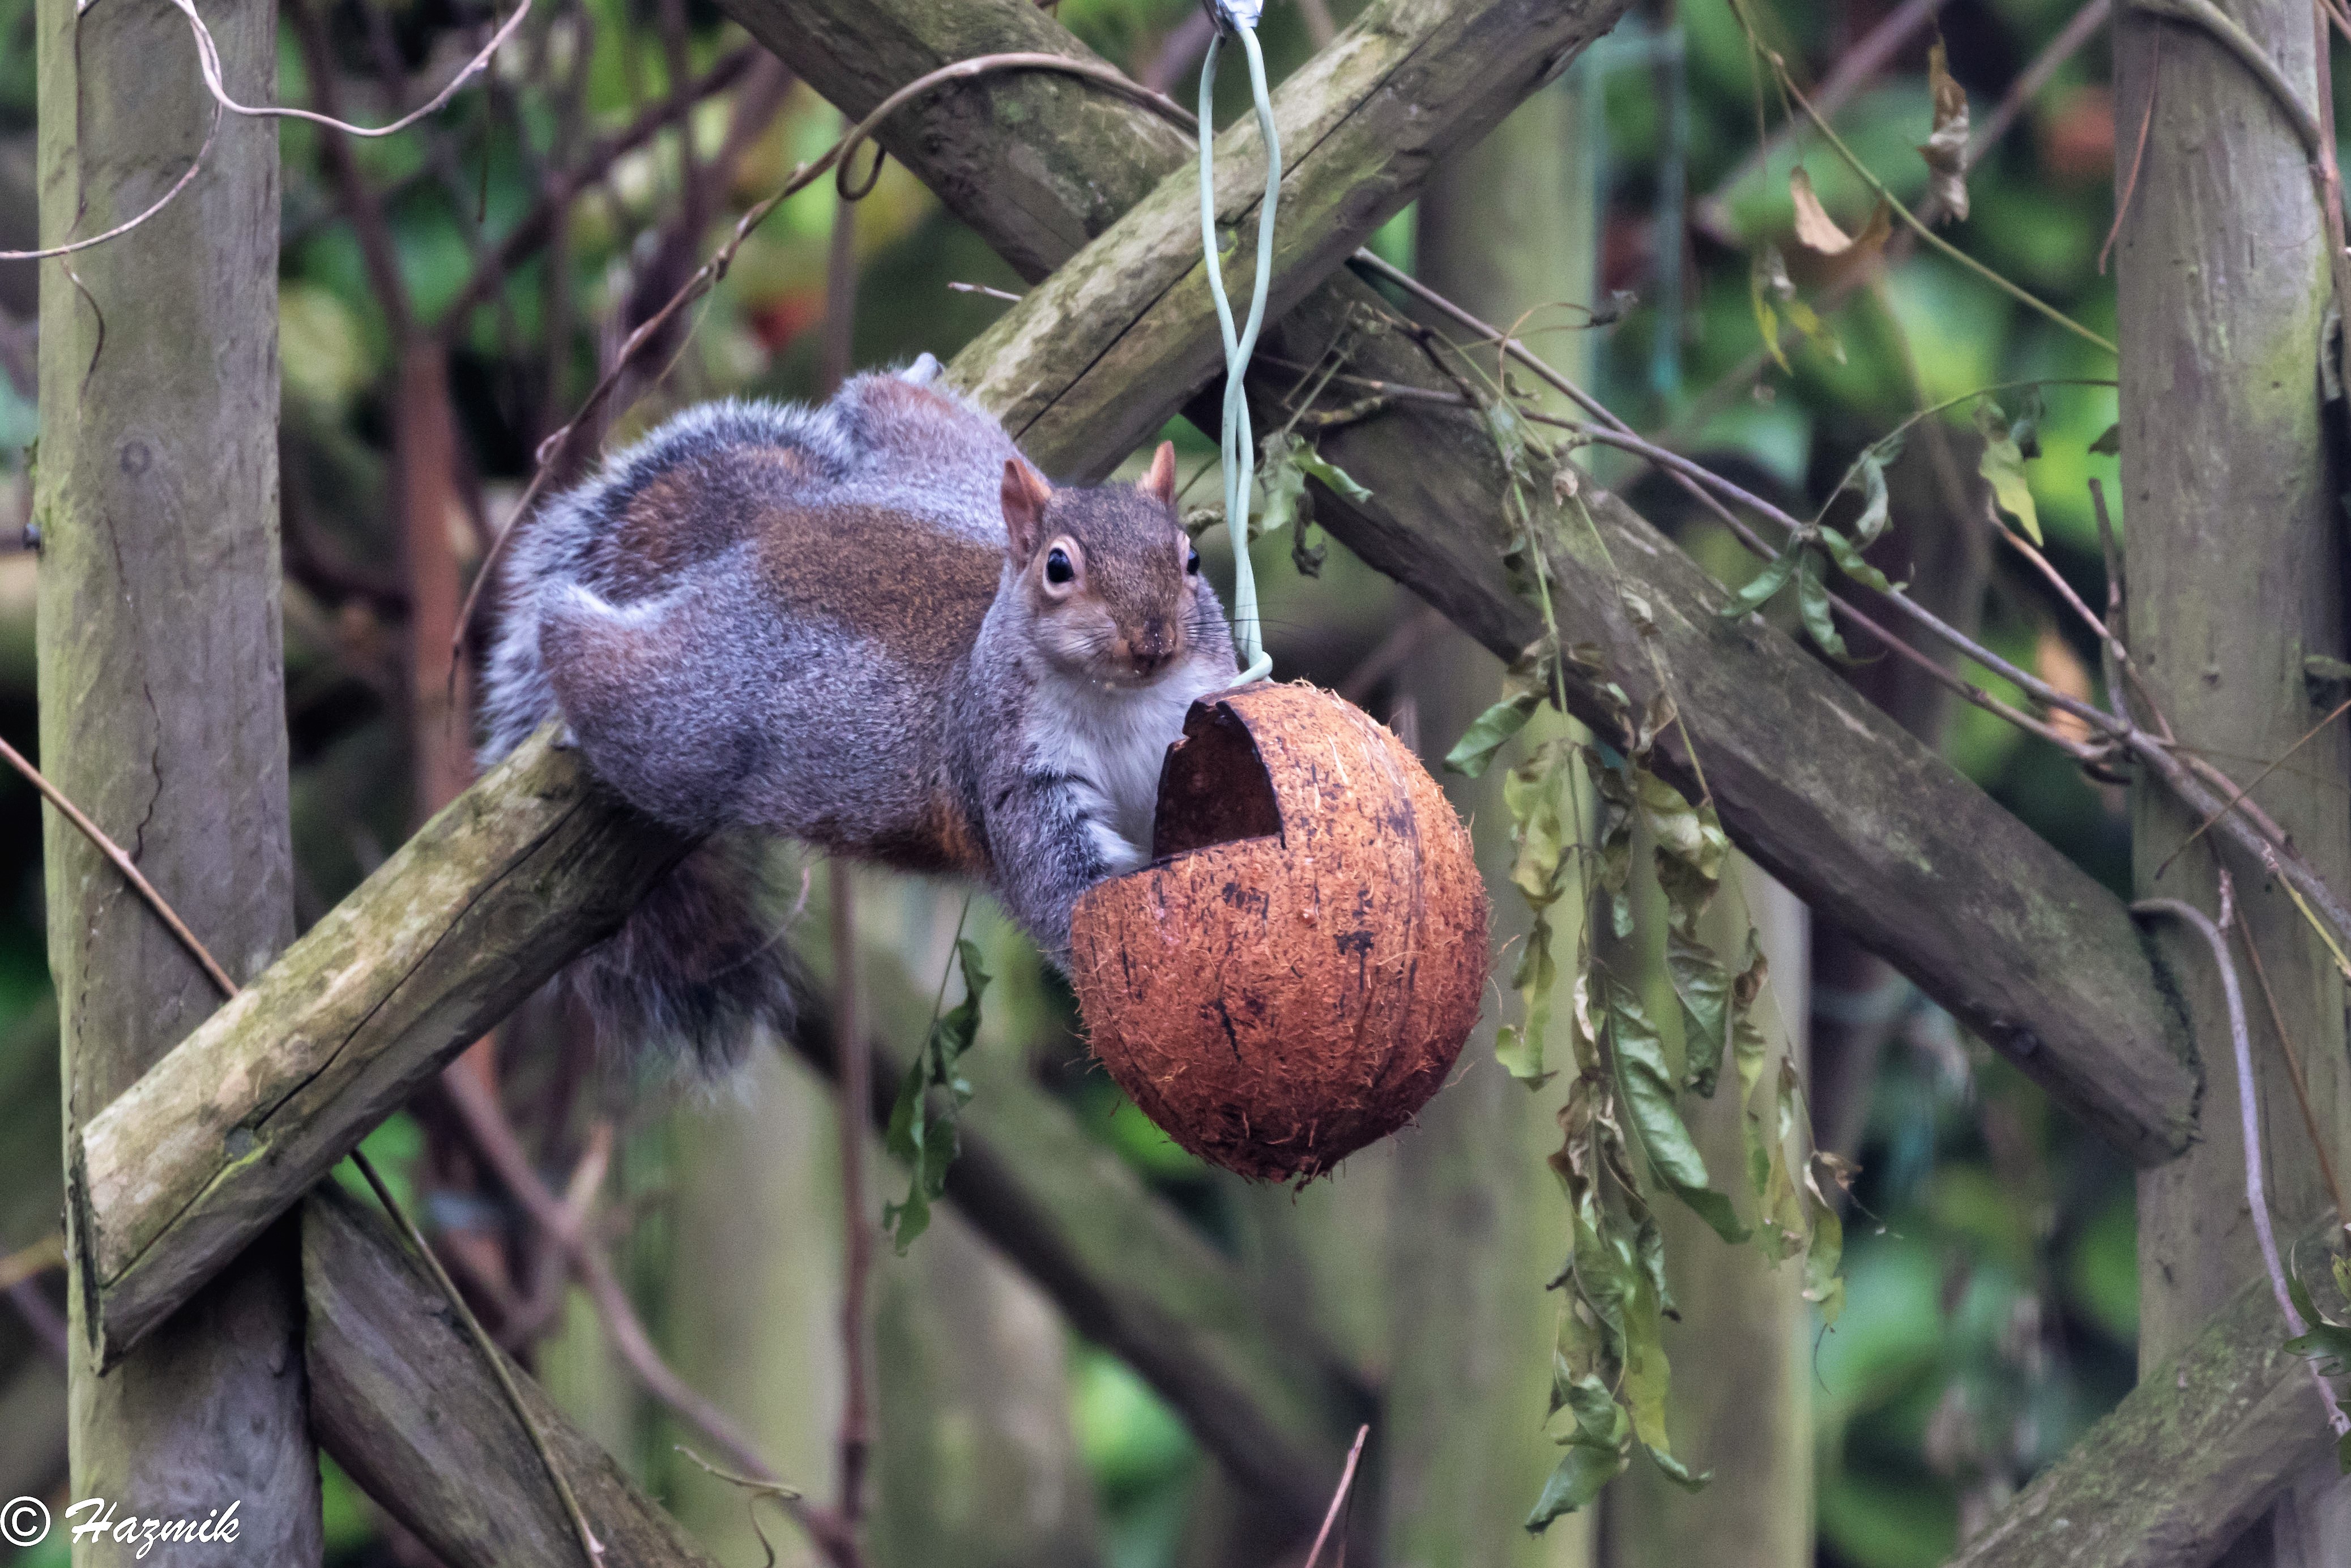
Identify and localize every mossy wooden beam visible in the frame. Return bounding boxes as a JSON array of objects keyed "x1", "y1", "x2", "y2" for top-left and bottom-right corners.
[
  {"x1": 76, "y1": 727, "x2": 694, "y2": 1365},
  {"x1": 945, "y1": 0, "x2": 1627, "y2": 473},
  {"x1": 723, "y1": 0, "x2": 2196, "y2": 1162},
  {"x1": 303, "y1": 1185, "x2": 724, "y2": 1568},
  {"x1": 1949, "y1": 1218, "x2": 2337, "y2": 1568}
]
